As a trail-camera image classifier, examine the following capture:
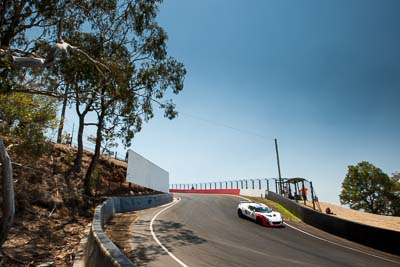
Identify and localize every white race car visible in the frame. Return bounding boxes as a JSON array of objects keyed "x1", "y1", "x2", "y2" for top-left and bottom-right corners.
[{"x1": 237, "y1": 201, "x2": 284, "y2": 227}]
